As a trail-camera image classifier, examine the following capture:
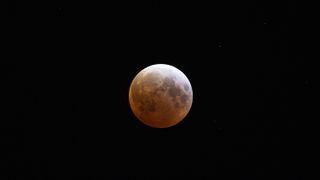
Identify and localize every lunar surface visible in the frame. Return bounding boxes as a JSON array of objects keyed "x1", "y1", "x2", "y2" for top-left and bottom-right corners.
[{"x1": 129, "y1": 64, "x2": 193, "y2": 128}]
